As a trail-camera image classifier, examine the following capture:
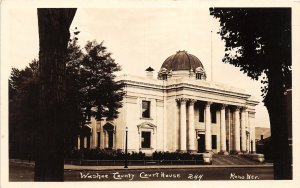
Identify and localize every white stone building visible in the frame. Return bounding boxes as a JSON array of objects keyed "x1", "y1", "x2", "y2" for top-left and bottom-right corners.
[{"x1": 78, "y1": 50, "x2": 258, "y2": 155}]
